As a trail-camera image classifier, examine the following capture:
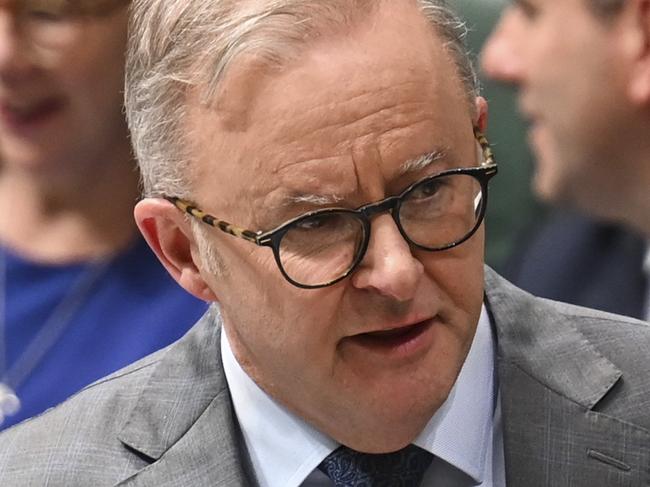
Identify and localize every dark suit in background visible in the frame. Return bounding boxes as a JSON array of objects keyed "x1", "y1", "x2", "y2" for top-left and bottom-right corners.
[{"x1": 505, "y1": 211, "x2": 648, "y2": 320}]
